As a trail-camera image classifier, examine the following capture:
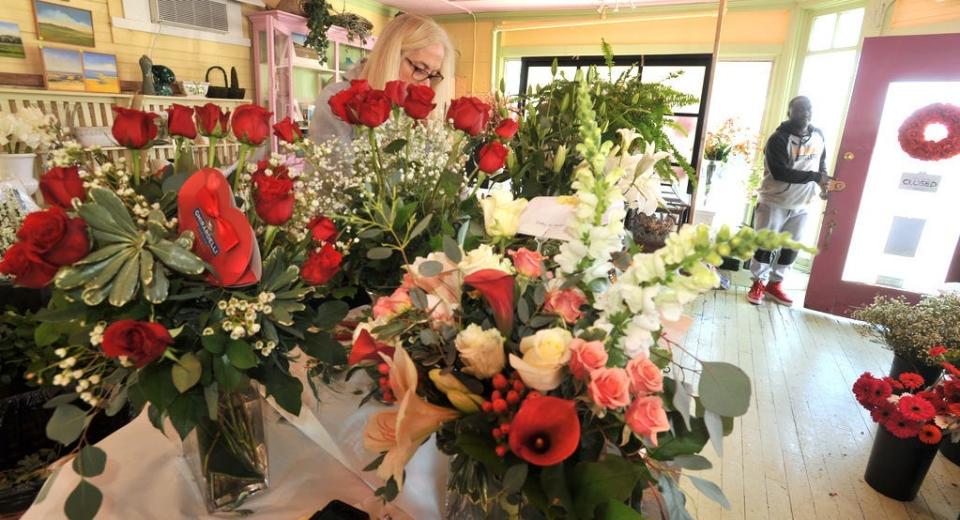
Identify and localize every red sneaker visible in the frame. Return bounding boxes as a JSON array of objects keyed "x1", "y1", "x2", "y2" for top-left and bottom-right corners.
[
  {"x1": 765, "y1": 281, "x2": 794, "y2": 306},
  {"x1": 746, "y1": 280, "x2": 765, "y2": 305}
]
